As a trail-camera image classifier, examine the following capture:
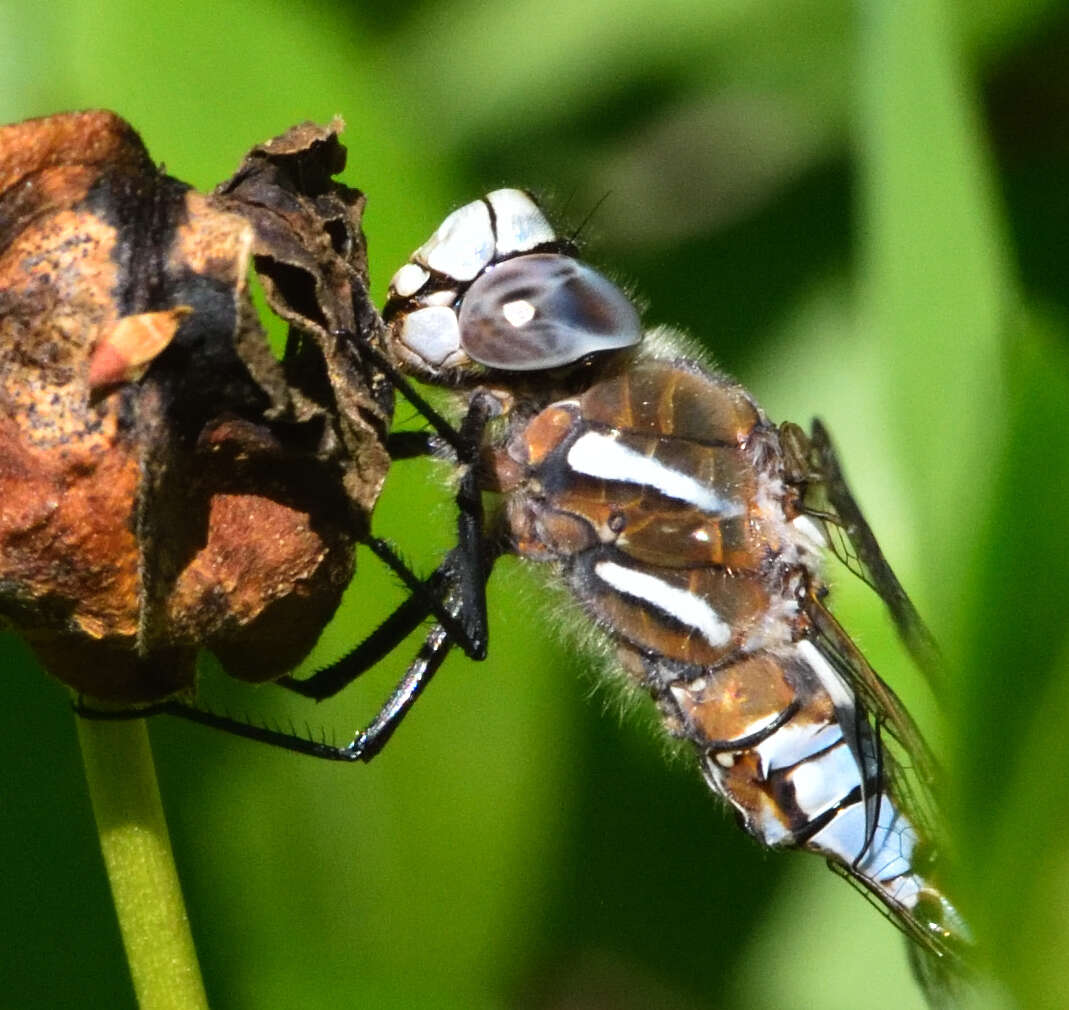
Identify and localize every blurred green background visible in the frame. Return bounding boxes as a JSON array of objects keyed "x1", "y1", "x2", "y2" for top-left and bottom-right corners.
[{"x1": 3, "y1": 0, "x2": 1068, "y2": 1007}]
